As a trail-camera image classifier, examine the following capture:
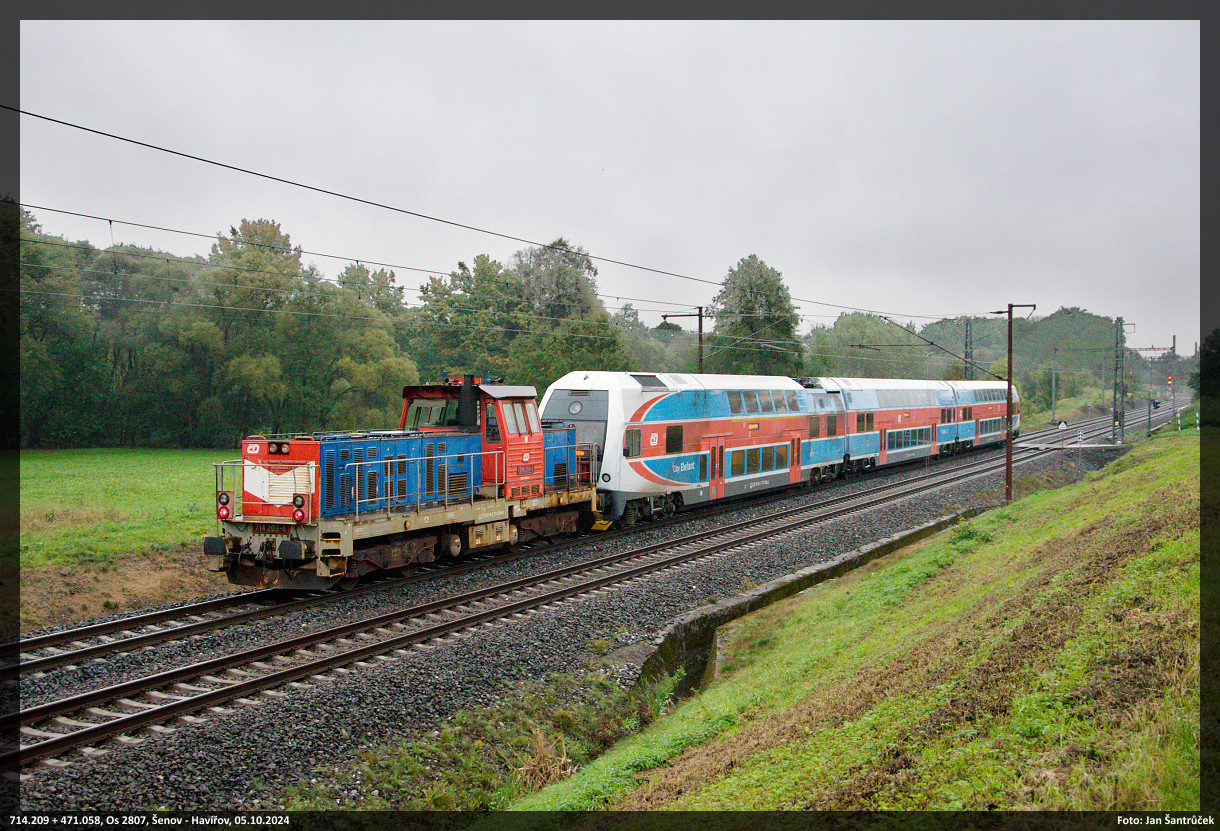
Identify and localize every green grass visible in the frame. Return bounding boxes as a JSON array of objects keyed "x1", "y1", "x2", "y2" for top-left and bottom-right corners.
[
  {"x1": 20, "y1": 448, "x2": 234, "y2": 567},
  {"x1": 506, "y1": 434, "x2": 1199, "y2": 812}
]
